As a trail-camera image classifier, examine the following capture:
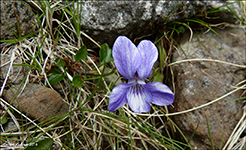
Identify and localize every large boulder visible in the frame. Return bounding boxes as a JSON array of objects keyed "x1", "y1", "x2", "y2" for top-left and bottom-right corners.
[
  {"x1": 171, "y1": 27, "x2": 245, "y2": 149},
  {"x1": 74, "y1": 0, "x2": 242, "y2": 47}
]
